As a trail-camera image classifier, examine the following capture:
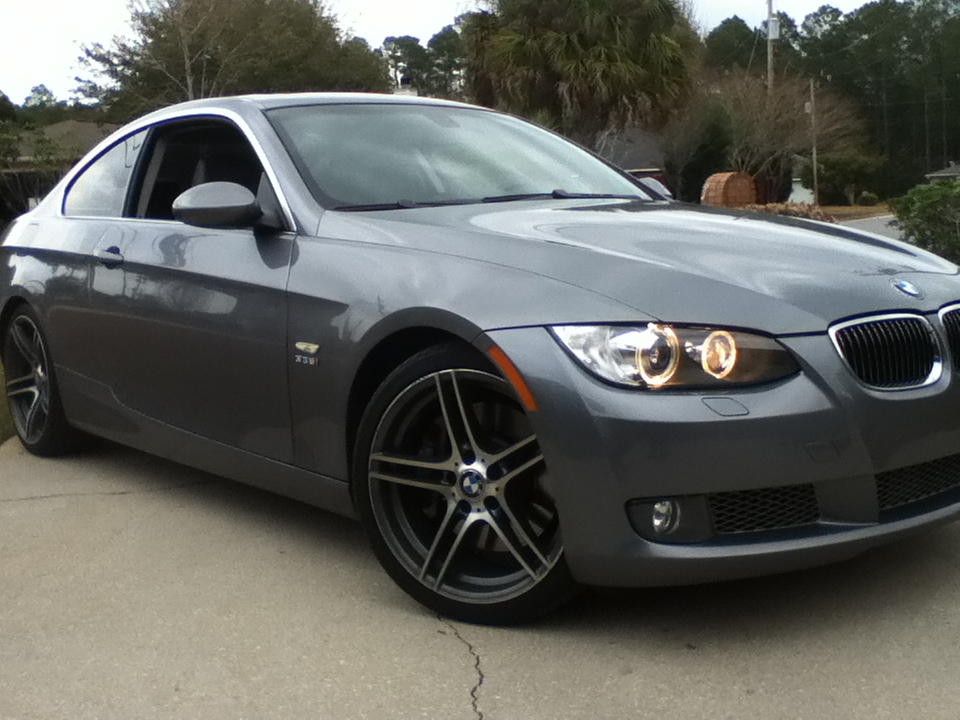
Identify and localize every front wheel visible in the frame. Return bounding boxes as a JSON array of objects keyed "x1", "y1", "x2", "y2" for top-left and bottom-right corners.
[{"x1": 353, "y1": 343, "x2": 578, "y2": 625}]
